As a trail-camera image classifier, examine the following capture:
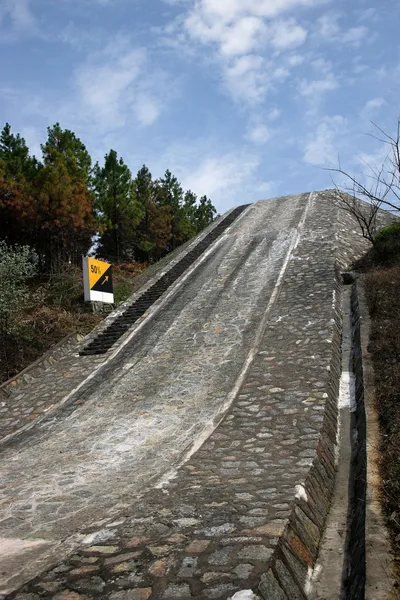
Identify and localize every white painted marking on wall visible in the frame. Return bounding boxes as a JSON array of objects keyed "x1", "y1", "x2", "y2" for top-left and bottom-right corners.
[
  {"x1": 338, "y1": 371, "x2": 356, "y2": 411},
  {"x1": 229, "y1": 591, "x2": 260, "y2": 600},
  {"x1": 295, "y1": 484, "x2": 308, "y2": 502},
  {"x1": 305, "y1": 564, "x2": 322, "y2": 595}
]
